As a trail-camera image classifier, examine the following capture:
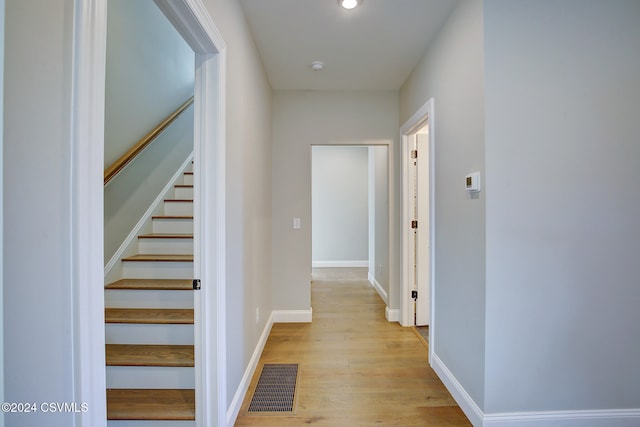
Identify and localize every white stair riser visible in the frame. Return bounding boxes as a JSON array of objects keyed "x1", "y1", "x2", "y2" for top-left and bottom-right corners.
[
  {"x1": 164, "y1": 201, "x2": 193, "y2": 216},
  {"x1": 174, "y1": 186, "x2": 193, "y2": 199},
  {"x1": 152, "y1": 218, "x2": 193, "y2": 234},
  {"x1": 122, "y1": 261, "x2": 193, "y2": 280},
  {"x1": 183, "y1": 173, "x2": 193, "y2": 185},
  {"x1": 106, "y1": 324, "x2": 194, "y2": 345},
  {"x1": 108, "y1": 421, "x2": 195, "y2": 427},
  {"x1": 106, "y1": 366, "x2": 195, "y2": 389},
  {"x1": 105, "y1": 289, "x2": 193, "y2": 309},
  {"x1": 138, "y1": 238, "x2": 193, "y2": 255}
]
